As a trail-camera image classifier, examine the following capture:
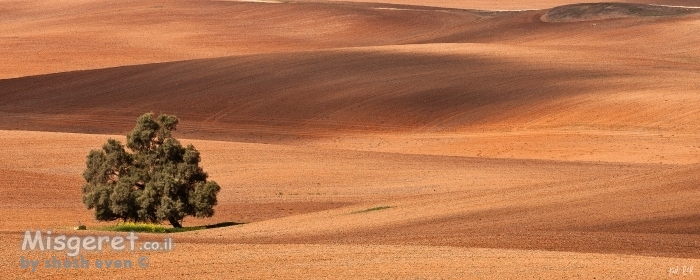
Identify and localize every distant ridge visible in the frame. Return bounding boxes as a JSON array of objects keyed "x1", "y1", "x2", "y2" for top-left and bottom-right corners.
[{"x1": 542, "y1": 2, "x2": 699, "y2": 22}]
